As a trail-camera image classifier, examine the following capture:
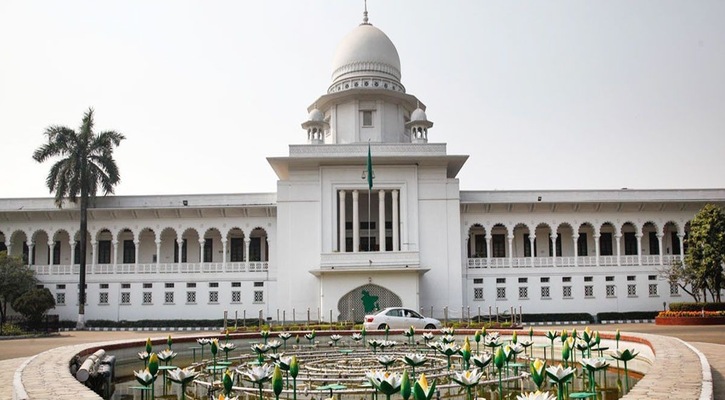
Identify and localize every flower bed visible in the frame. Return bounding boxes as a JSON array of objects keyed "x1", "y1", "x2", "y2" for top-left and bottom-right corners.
[{"x1": 655, "y1": 310, "x2": 725, "y2": 325}]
